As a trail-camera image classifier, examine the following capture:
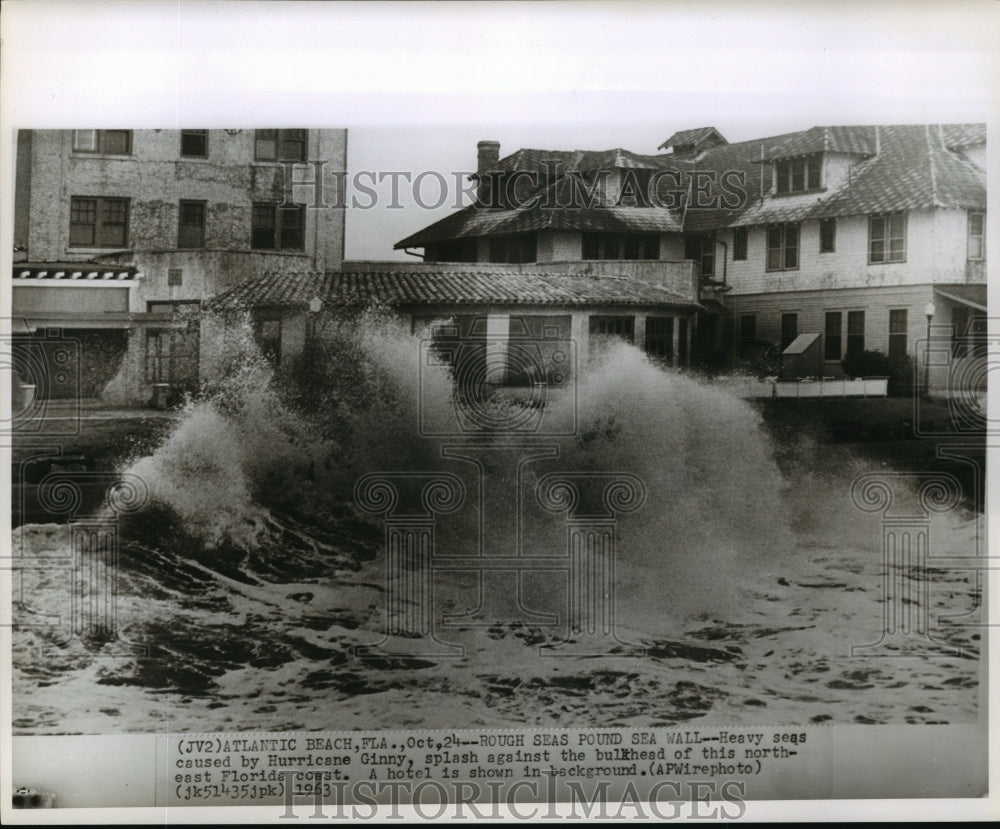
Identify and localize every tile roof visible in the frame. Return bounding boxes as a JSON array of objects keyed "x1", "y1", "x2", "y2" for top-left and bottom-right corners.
[
  {"x1": 211, "y1": 270, "x2": 699, "y2": 312},
  {"x1": 941, "y1": 123, "x2": 986, "y2": 149},
  {"x1": 658, "y1": 127, "x2": 727, "y2": 151},
  {"x1": 757, "y1": 126, "x2": 877, "y2": 160},
  {"x1": 396, "y1": 203, "x2": 684, "y2": 248},
  {"x1": 813, "y1": 124, "x2": 985, "y2": 218},
  {"x1": 671, "y1": 124, "x2": 985, "y2": 229},
  {"x1": 395, "y1": 123, "x2": 986, "y2": 245}
]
